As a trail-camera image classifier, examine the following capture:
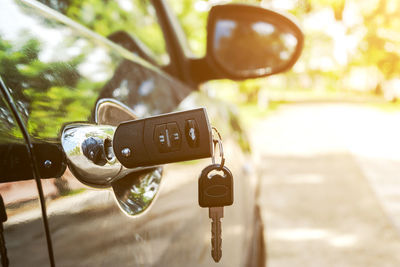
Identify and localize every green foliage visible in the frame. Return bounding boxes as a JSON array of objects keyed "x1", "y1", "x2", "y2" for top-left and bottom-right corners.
[
  {"x1": 39, "y1": 0, "x2": 168, "y2": 63},
  {"x1": 357, "y1": 0, "x2": 400, "y2": 80},
  {"x1": 0, "y1": 34, "x2": 101, "y2": 139},
  {"x1": 290, "y1": 0, "x2": 400, "y2": 94}
]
